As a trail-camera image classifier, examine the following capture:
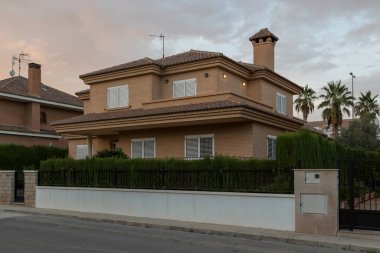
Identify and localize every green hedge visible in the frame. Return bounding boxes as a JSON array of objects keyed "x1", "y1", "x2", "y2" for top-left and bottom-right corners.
[
  {"x1": 276, "y1": 130, "x2": 380, "y2": 169},
  {"x1": 0, "y1": 144, "x2": 67, "y2": 170},
  {"x1": 39, "y1": 156, "x2": 292, "y2": 193}
]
